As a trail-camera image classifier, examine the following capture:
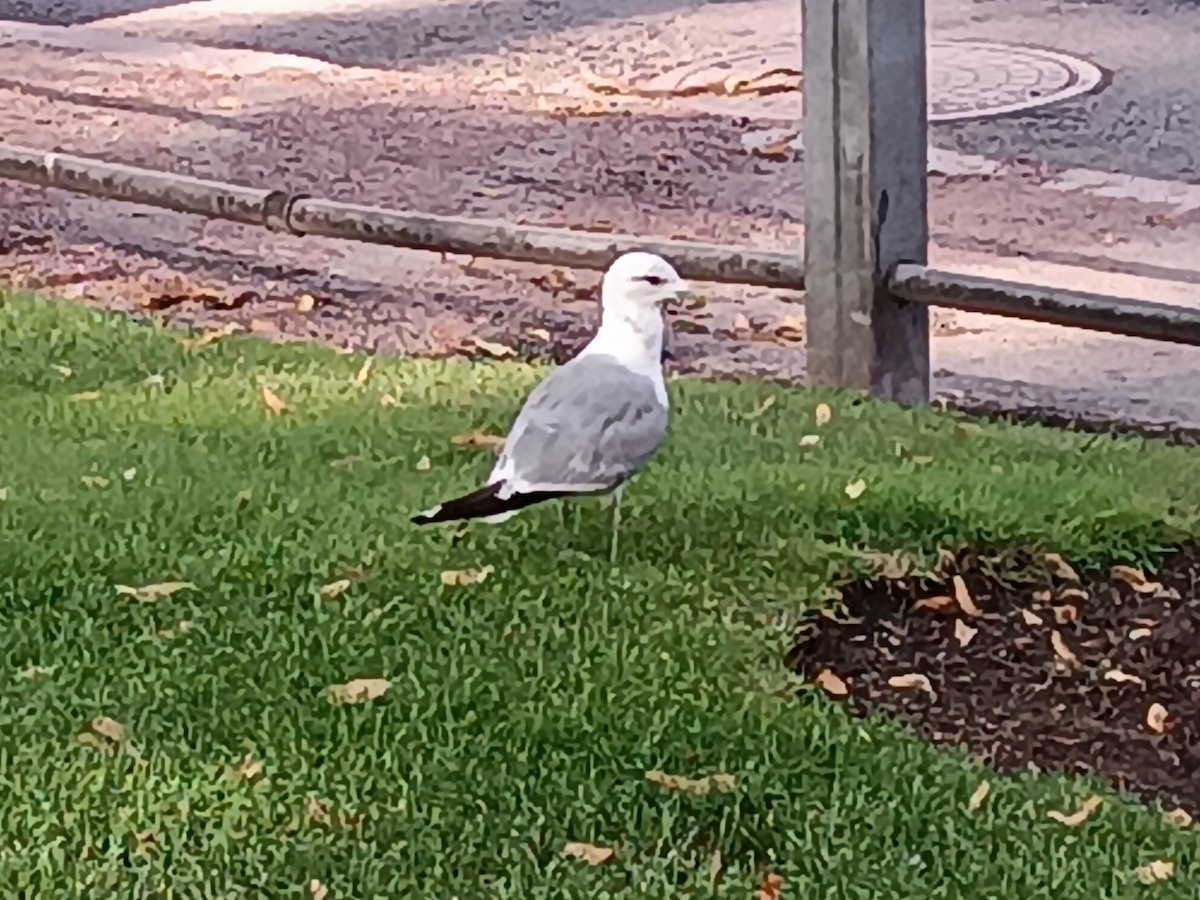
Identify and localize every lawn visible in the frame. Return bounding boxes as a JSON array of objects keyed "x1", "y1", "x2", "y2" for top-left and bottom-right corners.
[{"x1": 2, "y1": 292, "x2": 1199, "y2": 898}]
